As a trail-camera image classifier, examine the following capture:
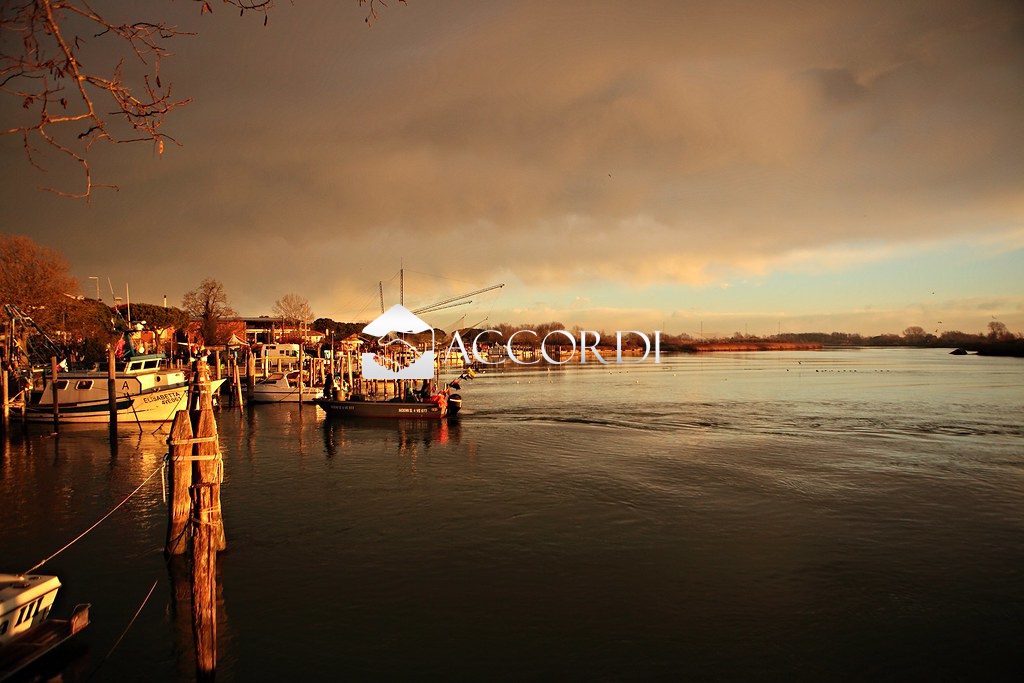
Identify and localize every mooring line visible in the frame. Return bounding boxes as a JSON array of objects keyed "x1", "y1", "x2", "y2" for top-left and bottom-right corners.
[
  {"x1": 22, "y1": 462, "x2": 165, "y2": 575},
  {"x1": 88, "y1": 577, "x2": 159, "y2": 680}
]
